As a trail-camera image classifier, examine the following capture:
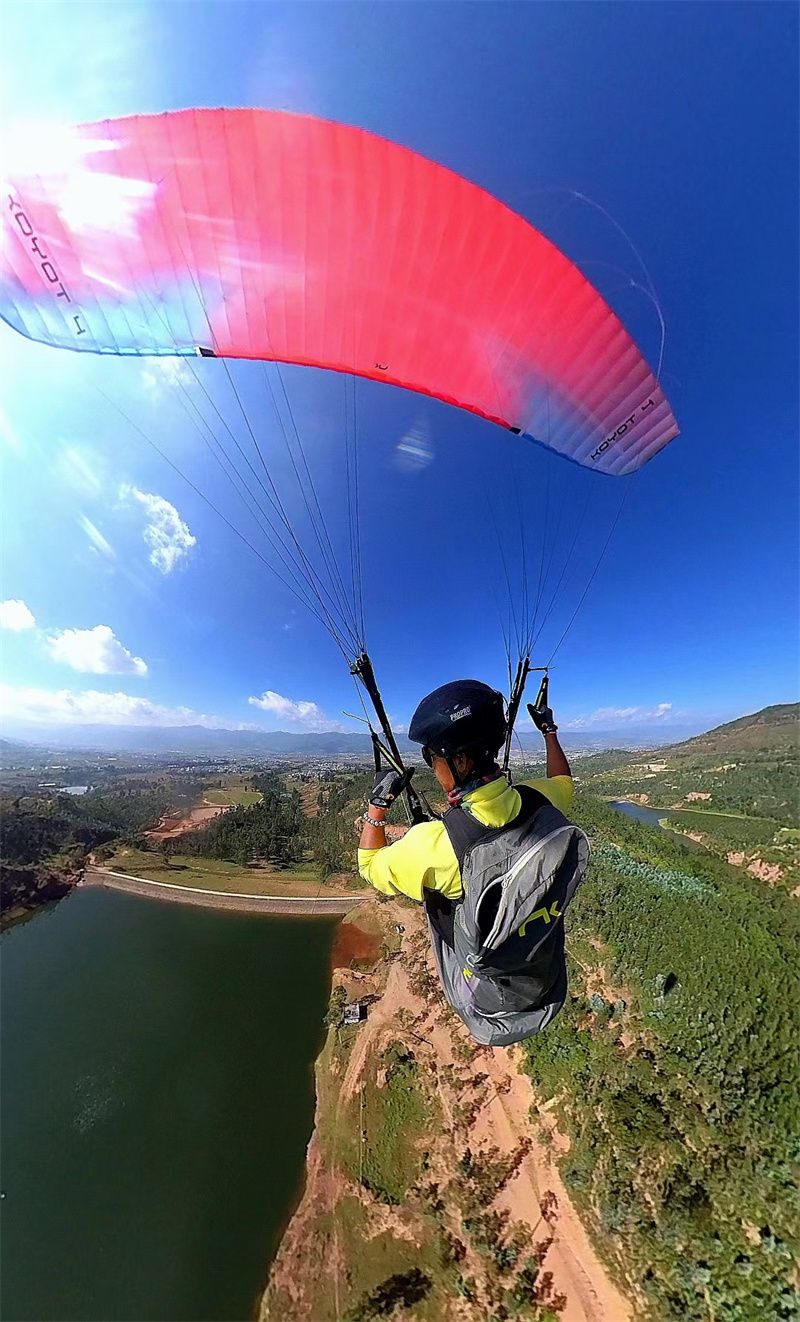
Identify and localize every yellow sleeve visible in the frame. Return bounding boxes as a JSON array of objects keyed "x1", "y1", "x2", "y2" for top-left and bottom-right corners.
[
  {"x1": 525, "y1": 774, "x2": 574, "y2": 815},
  {"x1": 358, "y1": 819, "x2": 462, "y2": 902}
]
